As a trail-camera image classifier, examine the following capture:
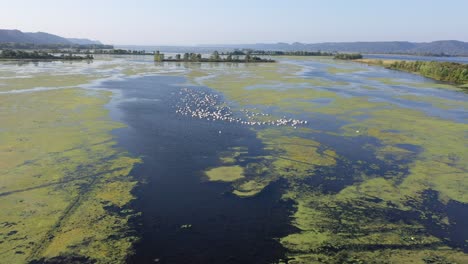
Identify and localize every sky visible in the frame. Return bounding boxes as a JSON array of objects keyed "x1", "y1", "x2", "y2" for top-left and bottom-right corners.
[{"x1": 1, "y1": 0, "x2": 468, "y2": 45}]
